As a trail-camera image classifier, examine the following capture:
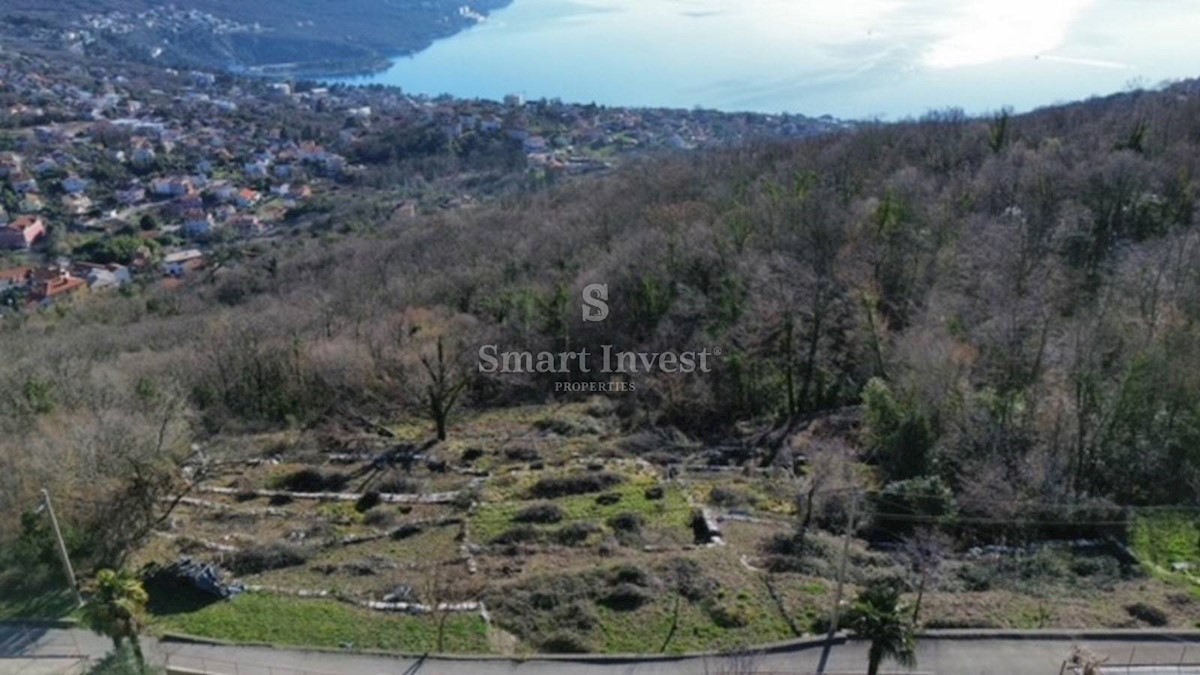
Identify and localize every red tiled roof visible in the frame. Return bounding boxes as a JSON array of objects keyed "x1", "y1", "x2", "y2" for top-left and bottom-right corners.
[{"x1": 0, "y1": 267, "x2": 33, "y2": 283}]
